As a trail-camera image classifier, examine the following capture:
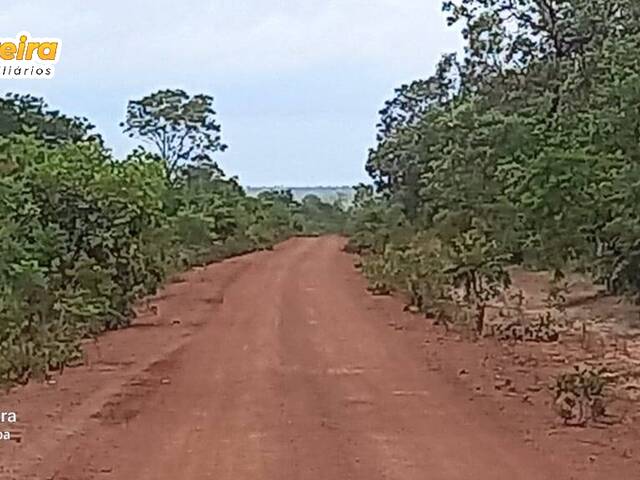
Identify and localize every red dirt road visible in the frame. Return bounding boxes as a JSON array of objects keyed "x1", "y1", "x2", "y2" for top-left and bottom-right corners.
[{"x1": 2, "y1": 237, "x2": 637, "y2": 479}]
